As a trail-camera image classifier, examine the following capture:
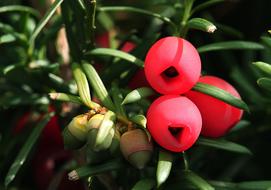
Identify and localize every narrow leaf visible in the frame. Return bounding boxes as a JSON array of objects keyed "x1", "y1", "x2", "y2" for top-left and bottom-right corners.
[
  {"x1": 86, "y1": 48, "x2": 144, "y2": 68},
  {"x1": 132, "y1": 179, "x2": 155, "y2": 190},
  {"x1": 191, "y1": 0, "x2": 225, "y2": 15},
  {"x1": 29, "y1": 0, "x2": 63, "y2": 52},
  {"x1": 49, "y1": 92, "x2": 83, "y2": 105},
  {"x1": 5, "y1": 113, "x2": 54, "y2": 187},
  {"x1": 192, "y1": 82, "x2": 249, "y2": 112},
  {"x1": 187, "y1": 18, "x2": 217, "y2": 33},
  {"x1": 197, "y1": 41, "x2": 264, "y2": 53},
  {"x1": 261, "y1": 36, "x2": 271, "y2": 49},
  {"x1": 82, "y1": 62, "x2": 115, "y2": 110},
  {"x1": 98, "y1": 6, "x2": 176, "y2": 30},
  {"x1": 156, "y1": 150, "x2": 173, "y2": 187},
  {"x1": 122, "y1": 87, "x2": 155, "y2": 105},
  {"x1": 111, "y1": 84, "x2": 126, "y2": 117},
  {"x1": 68, "y1": 159, "x2": 123, "y2": 180},
  {"x1": 130, "y1": 115, "x2": 147, "y2": 128},
  {"x1": 257, "y1": 77, "x2": 271, "y2": 92},
  {"x1": 253, "y1": 61, "x2": 271, "y2": 75},
  {"x1": 130, "y1": 114, "x2": 151, "y2": 141},
  {"x1": 215, "y1": 23, "x2": 243, "y2": 39},
  {"x1": 0, "y1": 34, "x2": 16, "y2": 44},
  {"x1": 0, "y1": 5, "x2": 40, "y2": 17},
  {"x1": 238, "y1": 181, "x2": 271, "y2": 190},
  {"x1": 72, "y1": 64, "x2": 93, "y2": 108},
  {"x1": 197, "y1": 137, "x2": 252, "y2": 155},
  {"x1": 181, "y1": 170, "x2": 214, "y2": 190}
]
